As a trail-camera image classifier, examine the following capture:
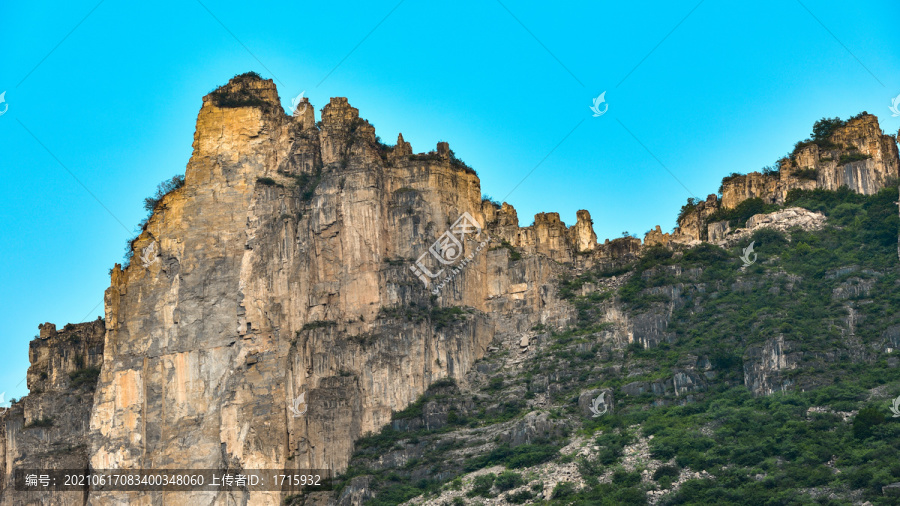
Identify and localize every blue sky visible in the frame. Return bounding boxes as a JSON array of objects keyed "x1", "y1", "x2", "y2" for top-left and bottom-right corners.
[{"x1": 1, "y1": 0, "x2": 898, "y2": 402}]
